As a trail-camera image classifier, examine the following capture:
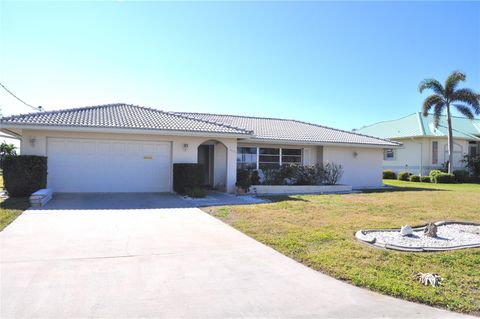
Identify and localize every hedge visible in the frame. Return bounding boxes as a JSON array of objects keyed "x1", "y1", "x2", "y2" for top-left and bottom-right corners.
[
  {"x1": 409, "y1": 175, "x2": 421, "y2": 182},
  {"x1": 2, "y1": 155, "x2": 48, "y2": 197},
  {"x1": 453, "y1": 170, "x2": 470, "y2": 183},
  {"x1": 382, "y1": 170, "x2": 396, "y2": 179},
  {"x1": 397, "y1": 171, "x2": 411, "y2": 181},
  {"x1": 432, "y1": 173, "x2": 455, "y2": 184},
  {"x1": 420, "y1": 176, "x2": 431, "y2": 183},
  {"x1": 173, "y1": 163, "x2": 205, "y2": 194}
]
